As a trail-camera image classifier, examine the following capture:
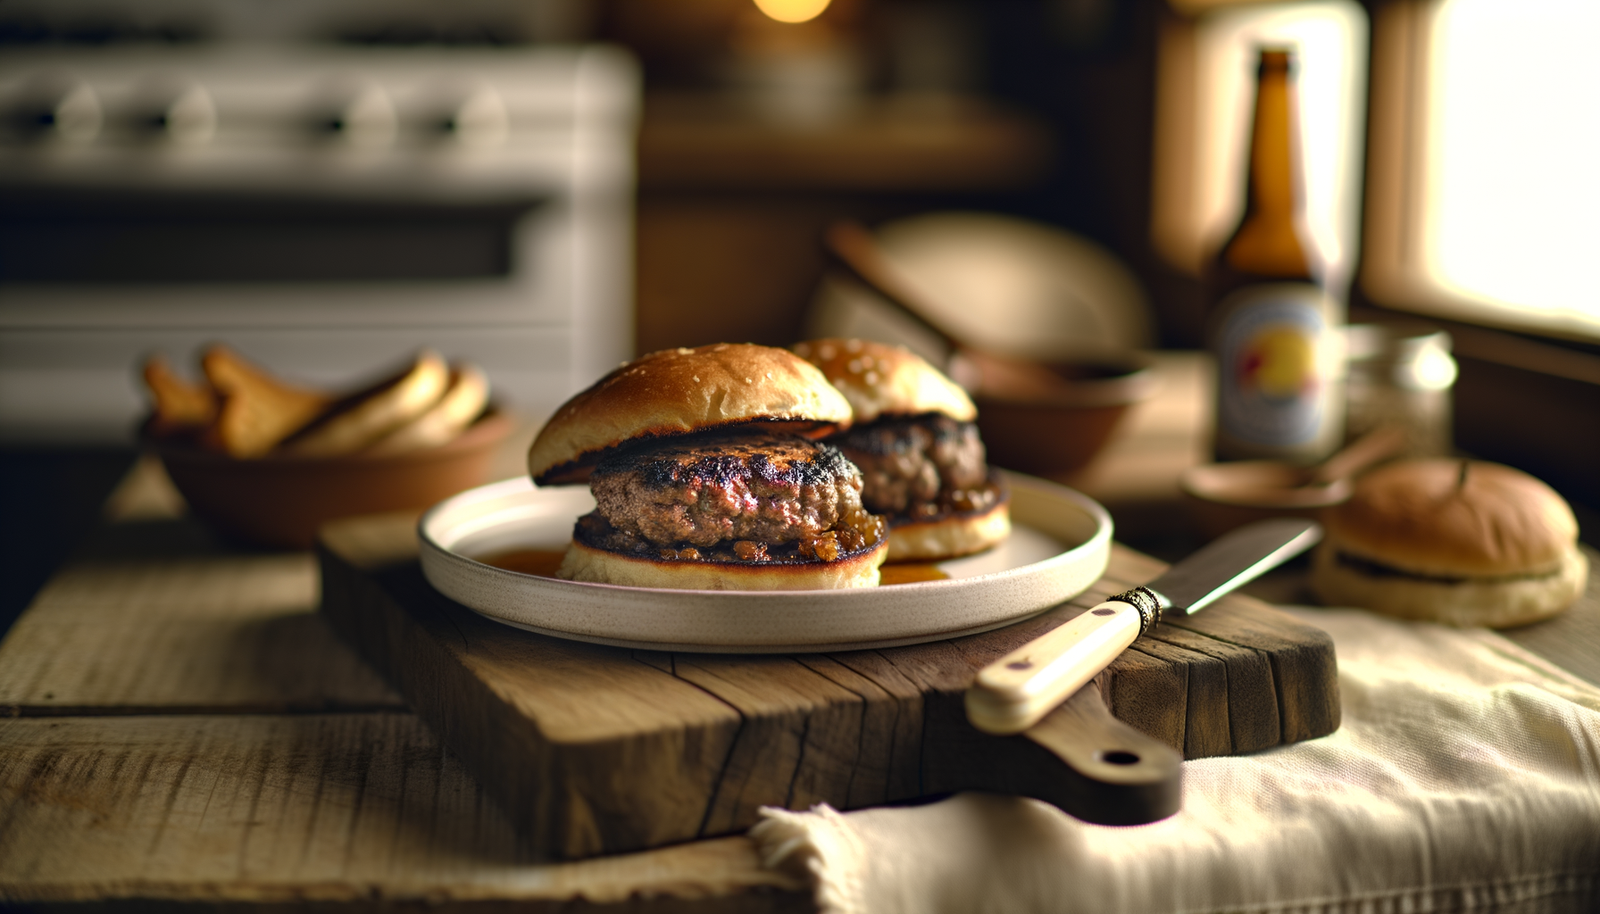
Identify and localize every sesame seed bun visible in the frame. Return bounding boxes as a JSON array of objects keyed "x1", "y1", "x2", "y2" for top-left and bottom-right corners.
[
  {"x1": 529, "y1": 344, "x2": 855, "y2": 485},
  {"x1": 792, "y1": 338, "x2": 975, "y2": 423},
  {"x1": 1311, "y1": 459, "x2": 1586, "y2": 627}
]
